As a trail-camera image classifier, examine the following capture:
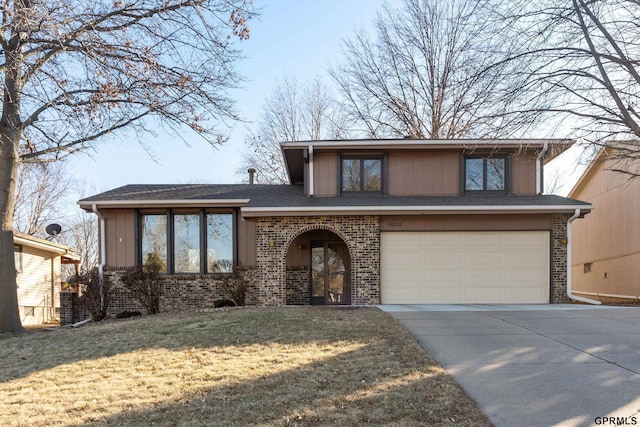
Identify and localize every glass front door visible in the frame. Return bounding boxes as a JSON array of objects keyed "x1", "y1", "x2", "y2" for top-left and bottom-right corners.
[{"x1": 311, "y1": 240, "x2": 350, "y2": 305}]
